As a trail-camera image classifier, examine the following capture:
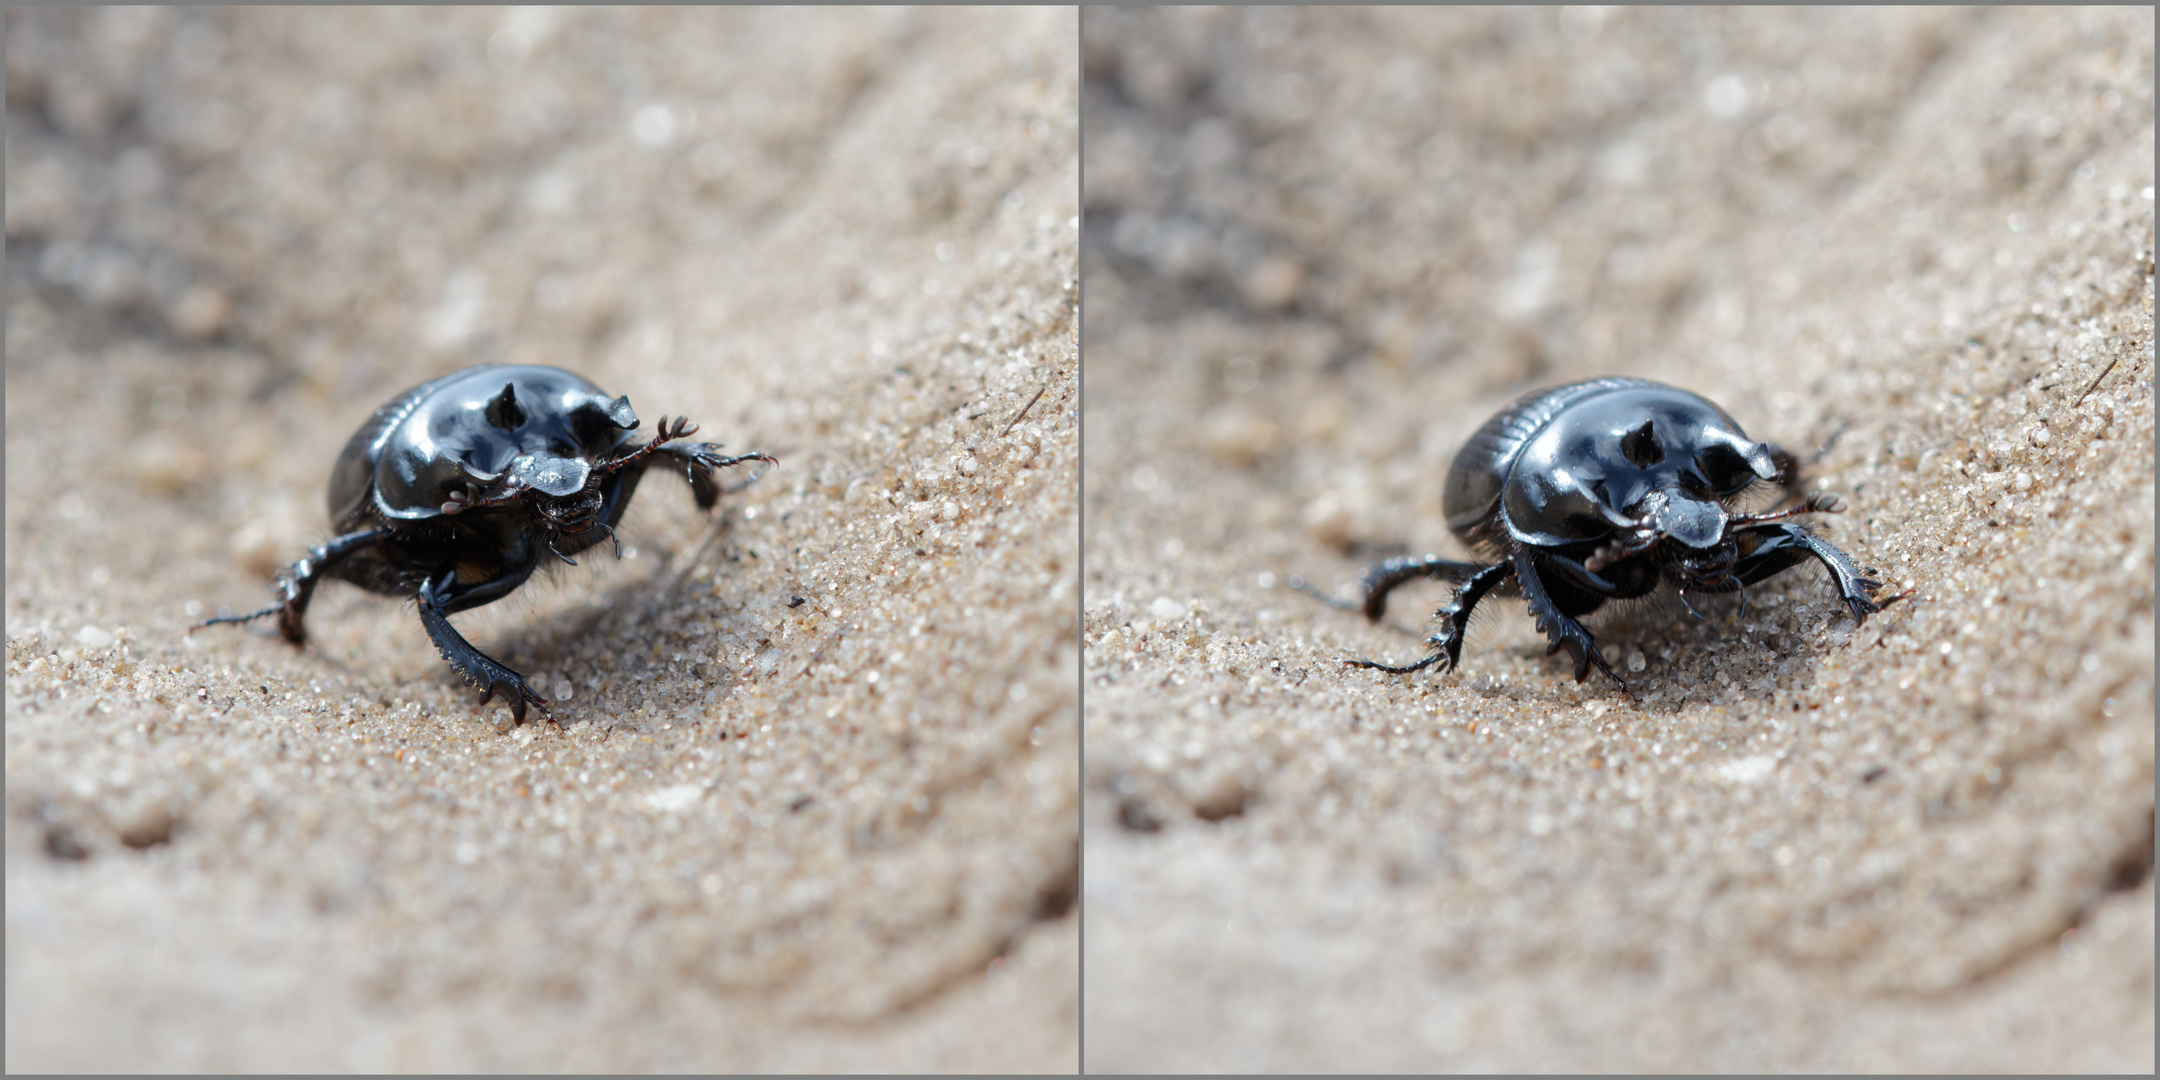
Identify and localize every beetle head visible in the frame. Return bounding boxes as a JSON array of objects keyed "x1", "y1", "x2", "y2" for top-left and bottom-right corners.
[
  {"x1": 506, "y1": 448, "x2": 591, "y2": 499},
  {"x1": 1502, "y1": 386, "x2": 1781, "y2": 550},
  {"x1": 1628, "y1": 487, "x2": 1726, "y2": 549},
  {"x1": 530, "y1": 481, "x2": 606, "y2": 533},
  {"x1": 368, "y1": 365, "x2": 645, "y2": 522}
]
